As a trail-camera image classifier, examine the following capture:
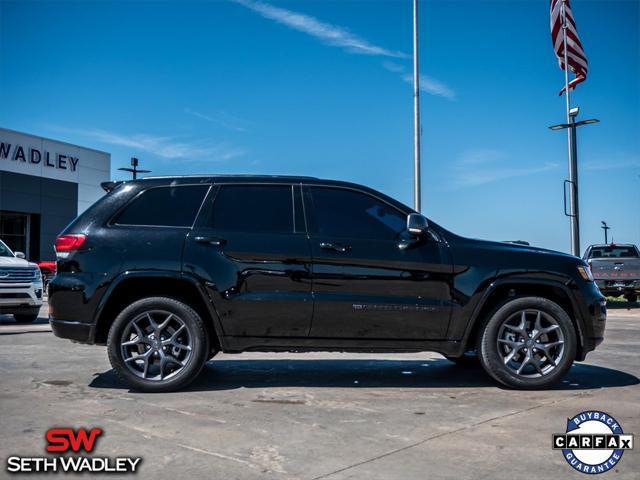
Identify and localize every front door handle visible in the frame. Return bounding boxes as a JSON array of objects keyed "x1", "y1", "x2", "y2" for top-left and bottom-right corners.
[
  {"x1": 320, "y1": 242, "x2": 351, "y2": 253},
  {"x1": 194, "y1": 236, "x2": 226, "y2": 246}
]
